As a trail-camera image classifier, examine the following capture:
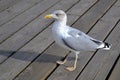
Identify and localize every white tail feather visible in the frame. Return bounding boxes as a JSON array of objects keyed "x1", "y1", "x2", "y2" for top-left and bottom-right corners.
[{"x1": 98, "y1": 42, "x2": 111, "y2": 50}]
